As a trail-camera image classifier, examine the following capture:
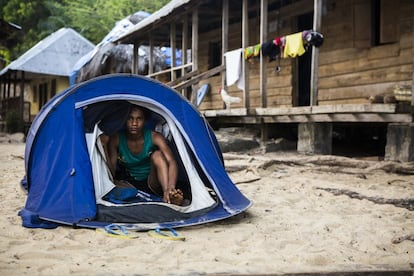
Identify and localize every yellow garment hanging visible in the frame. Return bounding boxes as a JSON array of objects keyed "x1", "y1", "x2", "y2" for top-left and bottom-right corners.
[
  {"x1": 244, "y1": 43, "x2": 261, "y2": 60},
  {"x1": 283, "y1": 32, "x2": 305, "y2": 58}
]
